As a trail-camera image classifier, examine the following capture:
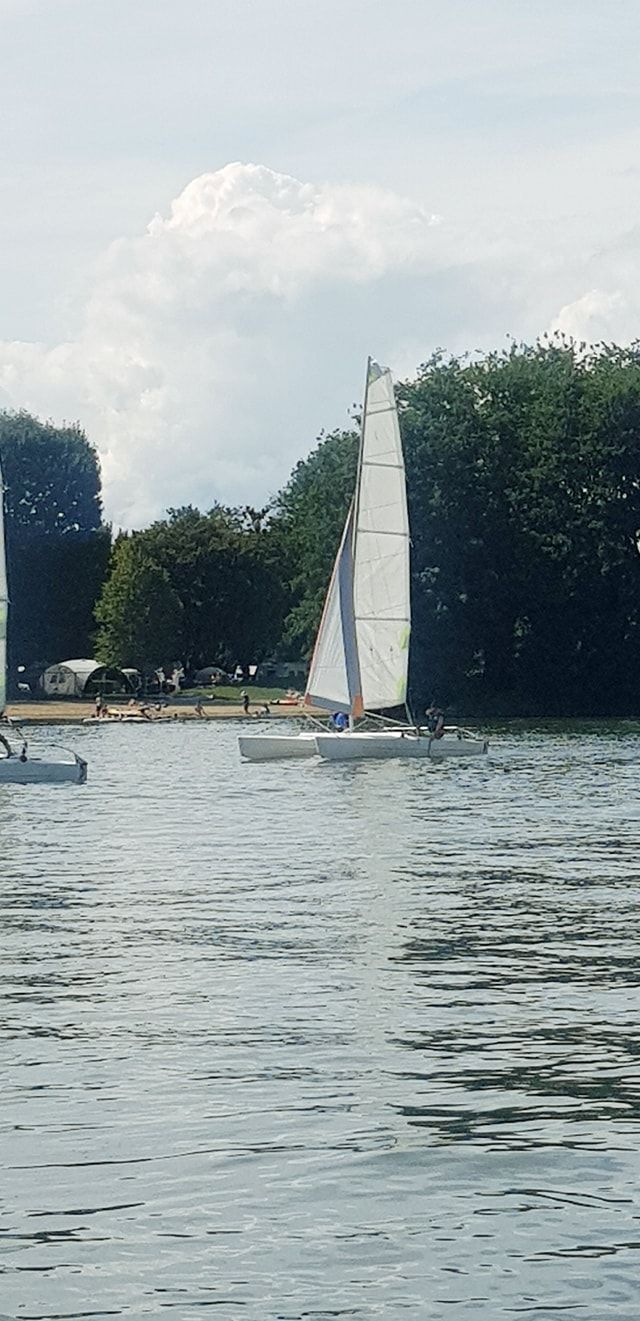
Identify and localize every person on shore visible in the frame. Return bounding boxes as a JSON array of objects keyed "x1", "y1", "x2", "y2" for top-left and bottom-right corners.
[
  {"x1": 95, "y1": 693, "x2": 104, "y2": 718},
  {"x1": 194, "y1": 701, "x2": 206, "y2": 718},
  {"x1": 241, "y1": 690, "x2": 250, "y2": 715}
]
